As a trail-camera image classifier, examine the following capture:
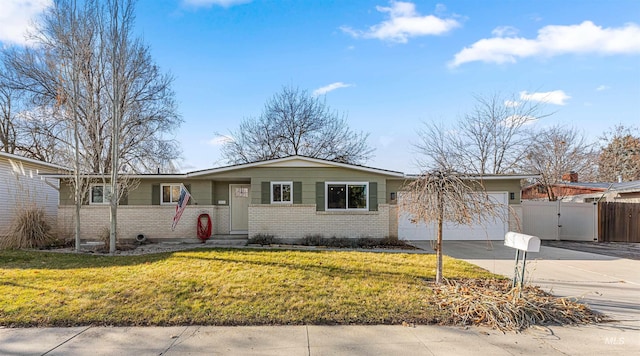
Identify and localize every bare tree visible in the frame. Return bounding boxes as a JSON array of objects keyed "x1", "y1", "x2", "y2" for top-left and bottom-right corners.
[
  {"x1": 3, "y1": 0, "x2": 180, "y2": 251},
  {"x1": 417, "y1": 92, "x2": 551, "y2": 174},
  {"x1": 598, "y1": 124, "x2": 640, "y2": 182},
  {"x1": 523, "y1": 125, "x2": 597, "y2": 201},
  {"x1": 221, "y1": 86, "x2": 373, "y2": 164},
  {"x1": 399, "y1": 171, "x2": 502, "y2": 284},
  {"x1": 0, "y1": 68, "x2": 20, "y2": 154},
  {"x1": 3, "y1": 0, "x2": 182, "y2": 174}
]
